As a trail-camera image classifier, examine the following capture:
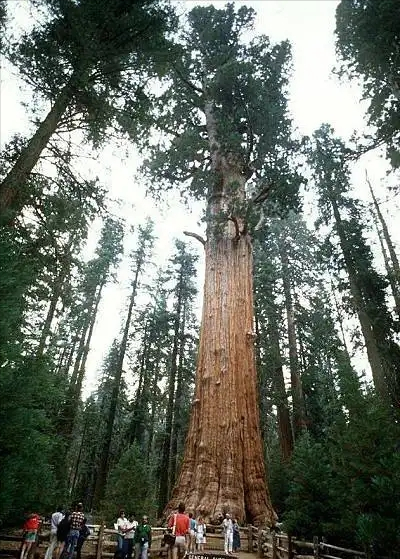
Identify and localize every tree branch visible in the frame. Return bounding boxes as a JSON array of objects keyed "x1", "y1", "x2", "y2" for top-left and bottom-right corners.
[
  {"x1": 183, "y1": 231, "x2": 206, "y2": 246},
  {"x1": 251, "y1": 183, "x2": 272, "y2": 205},
  {"x1": 228, "y1": 216, "x2": 240, "y2": 241},
  {"x1": 173, "y1": 65, "x2": 204, "y2": 95}
]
